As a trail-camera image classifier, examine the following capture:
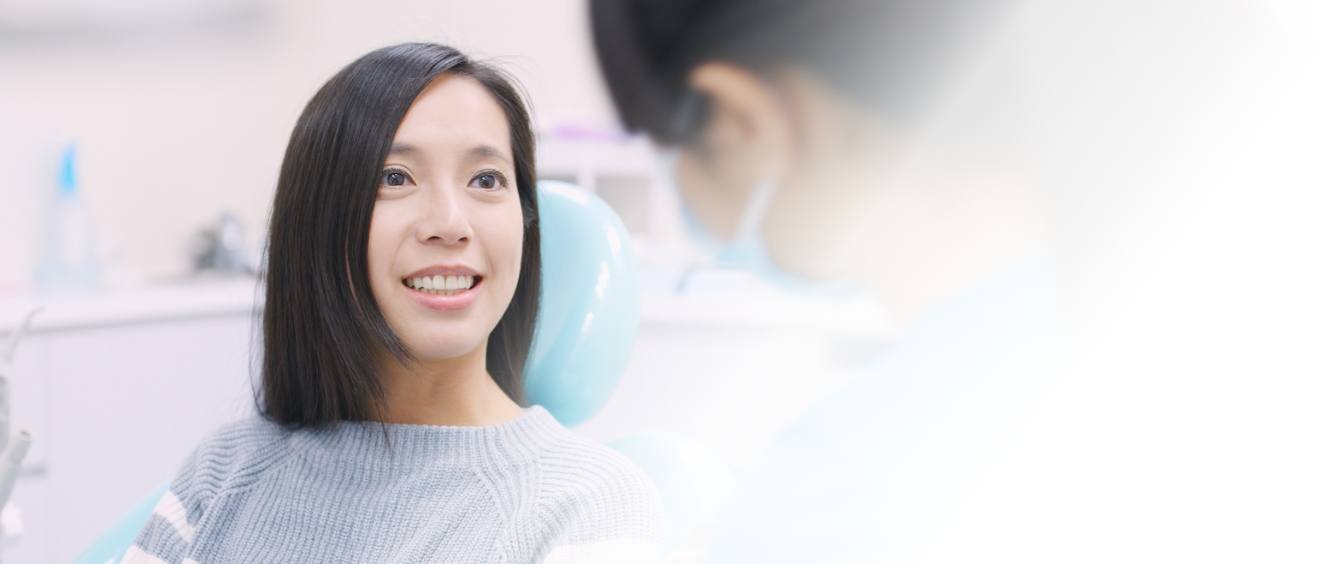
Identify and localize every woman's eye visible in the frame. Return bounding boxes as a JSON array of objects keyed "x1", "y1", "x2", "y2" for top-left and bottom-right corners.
[
  {"x1": 382, "y1": 170, "x2": 409, "y2": 187},
  {"x1": 470, "y1": 172, "x2": 507, "y2": 190}
]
